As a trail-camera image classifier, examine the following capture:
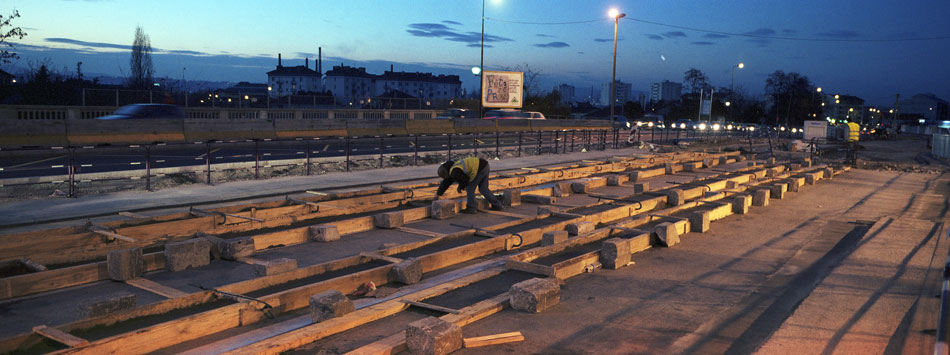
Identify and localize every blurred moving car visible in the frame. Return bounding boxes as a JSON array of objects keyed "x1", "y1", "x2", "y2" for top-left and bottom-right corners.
[
  {"x1": 672, "y1": 119, "x2": 696, "y2": 130},
  {"x1": 435, "y1": 108, "x2": 473, "y2": 119},
  {"x1": 524, "y1": 111, "x2": 547, "y2": 120},
  {"x1": 96, "y1": 104, "x2": 186, "y2": 120},
  {"x1": 482, "y1": 109, "x2": 524, "y2": 119},
  {"x1": 607, "y1": 115, "x2": 630, "y2": 129},
  {"x1": 635, "y1": 114, "x2": 664, "y2": 129}
]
